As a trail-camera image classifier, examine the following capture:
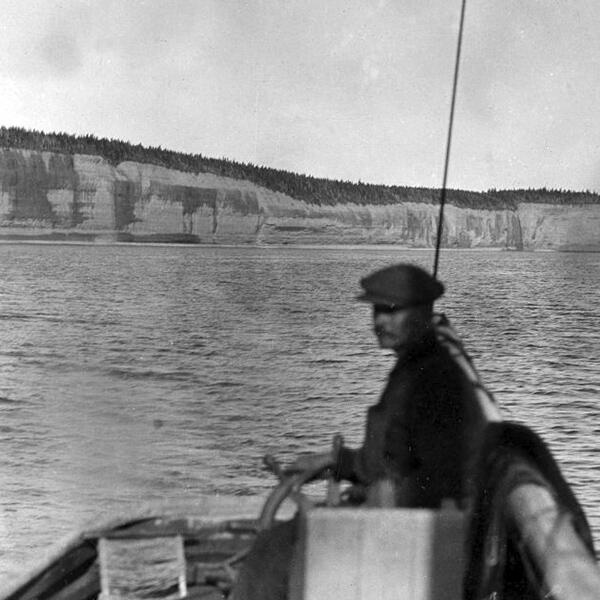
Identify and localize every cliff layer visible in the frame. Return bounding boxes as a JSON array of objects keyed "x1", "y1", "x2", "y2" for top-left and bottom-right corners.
[{"x1": 0, "y1": 149, "x2": 598, "y2": 250}]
